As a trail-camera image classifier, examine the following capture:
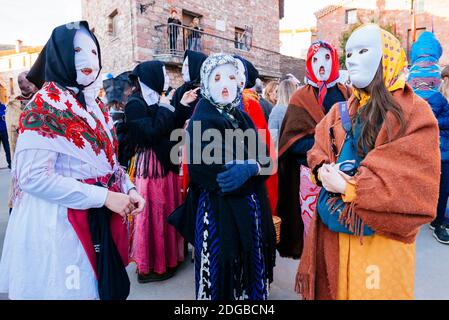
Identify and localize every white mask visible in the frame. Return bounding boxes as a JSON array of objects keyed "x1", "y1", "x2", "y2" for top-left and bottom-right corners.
[
  {"x1": 312, "y1": 47, "x2": 332, "y2": 82},
  {"x1": 345, "y1": 24, "x2": 382, "y2": 89},
  {"x1": 182, "y1": 57, "x2": 190, "y2": 83},
  {"x1": 83, "y1": 77, "x2": 102, "y2": 108},
  {"x1": 163, "y1": 66, "x2": 170, "y2": 91},
  {"x1": 139, "y1": 79, "x2": 160, "y2": 106},
  {"x1": 74, "y1": 27, "x2": 100, "y2": 87},
  {"x1": 208, "y1": 63, "x2": 238, "y2": 105},
  {"x1": 236, "y1": 59, "x2": 247, "y2": 88}
]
